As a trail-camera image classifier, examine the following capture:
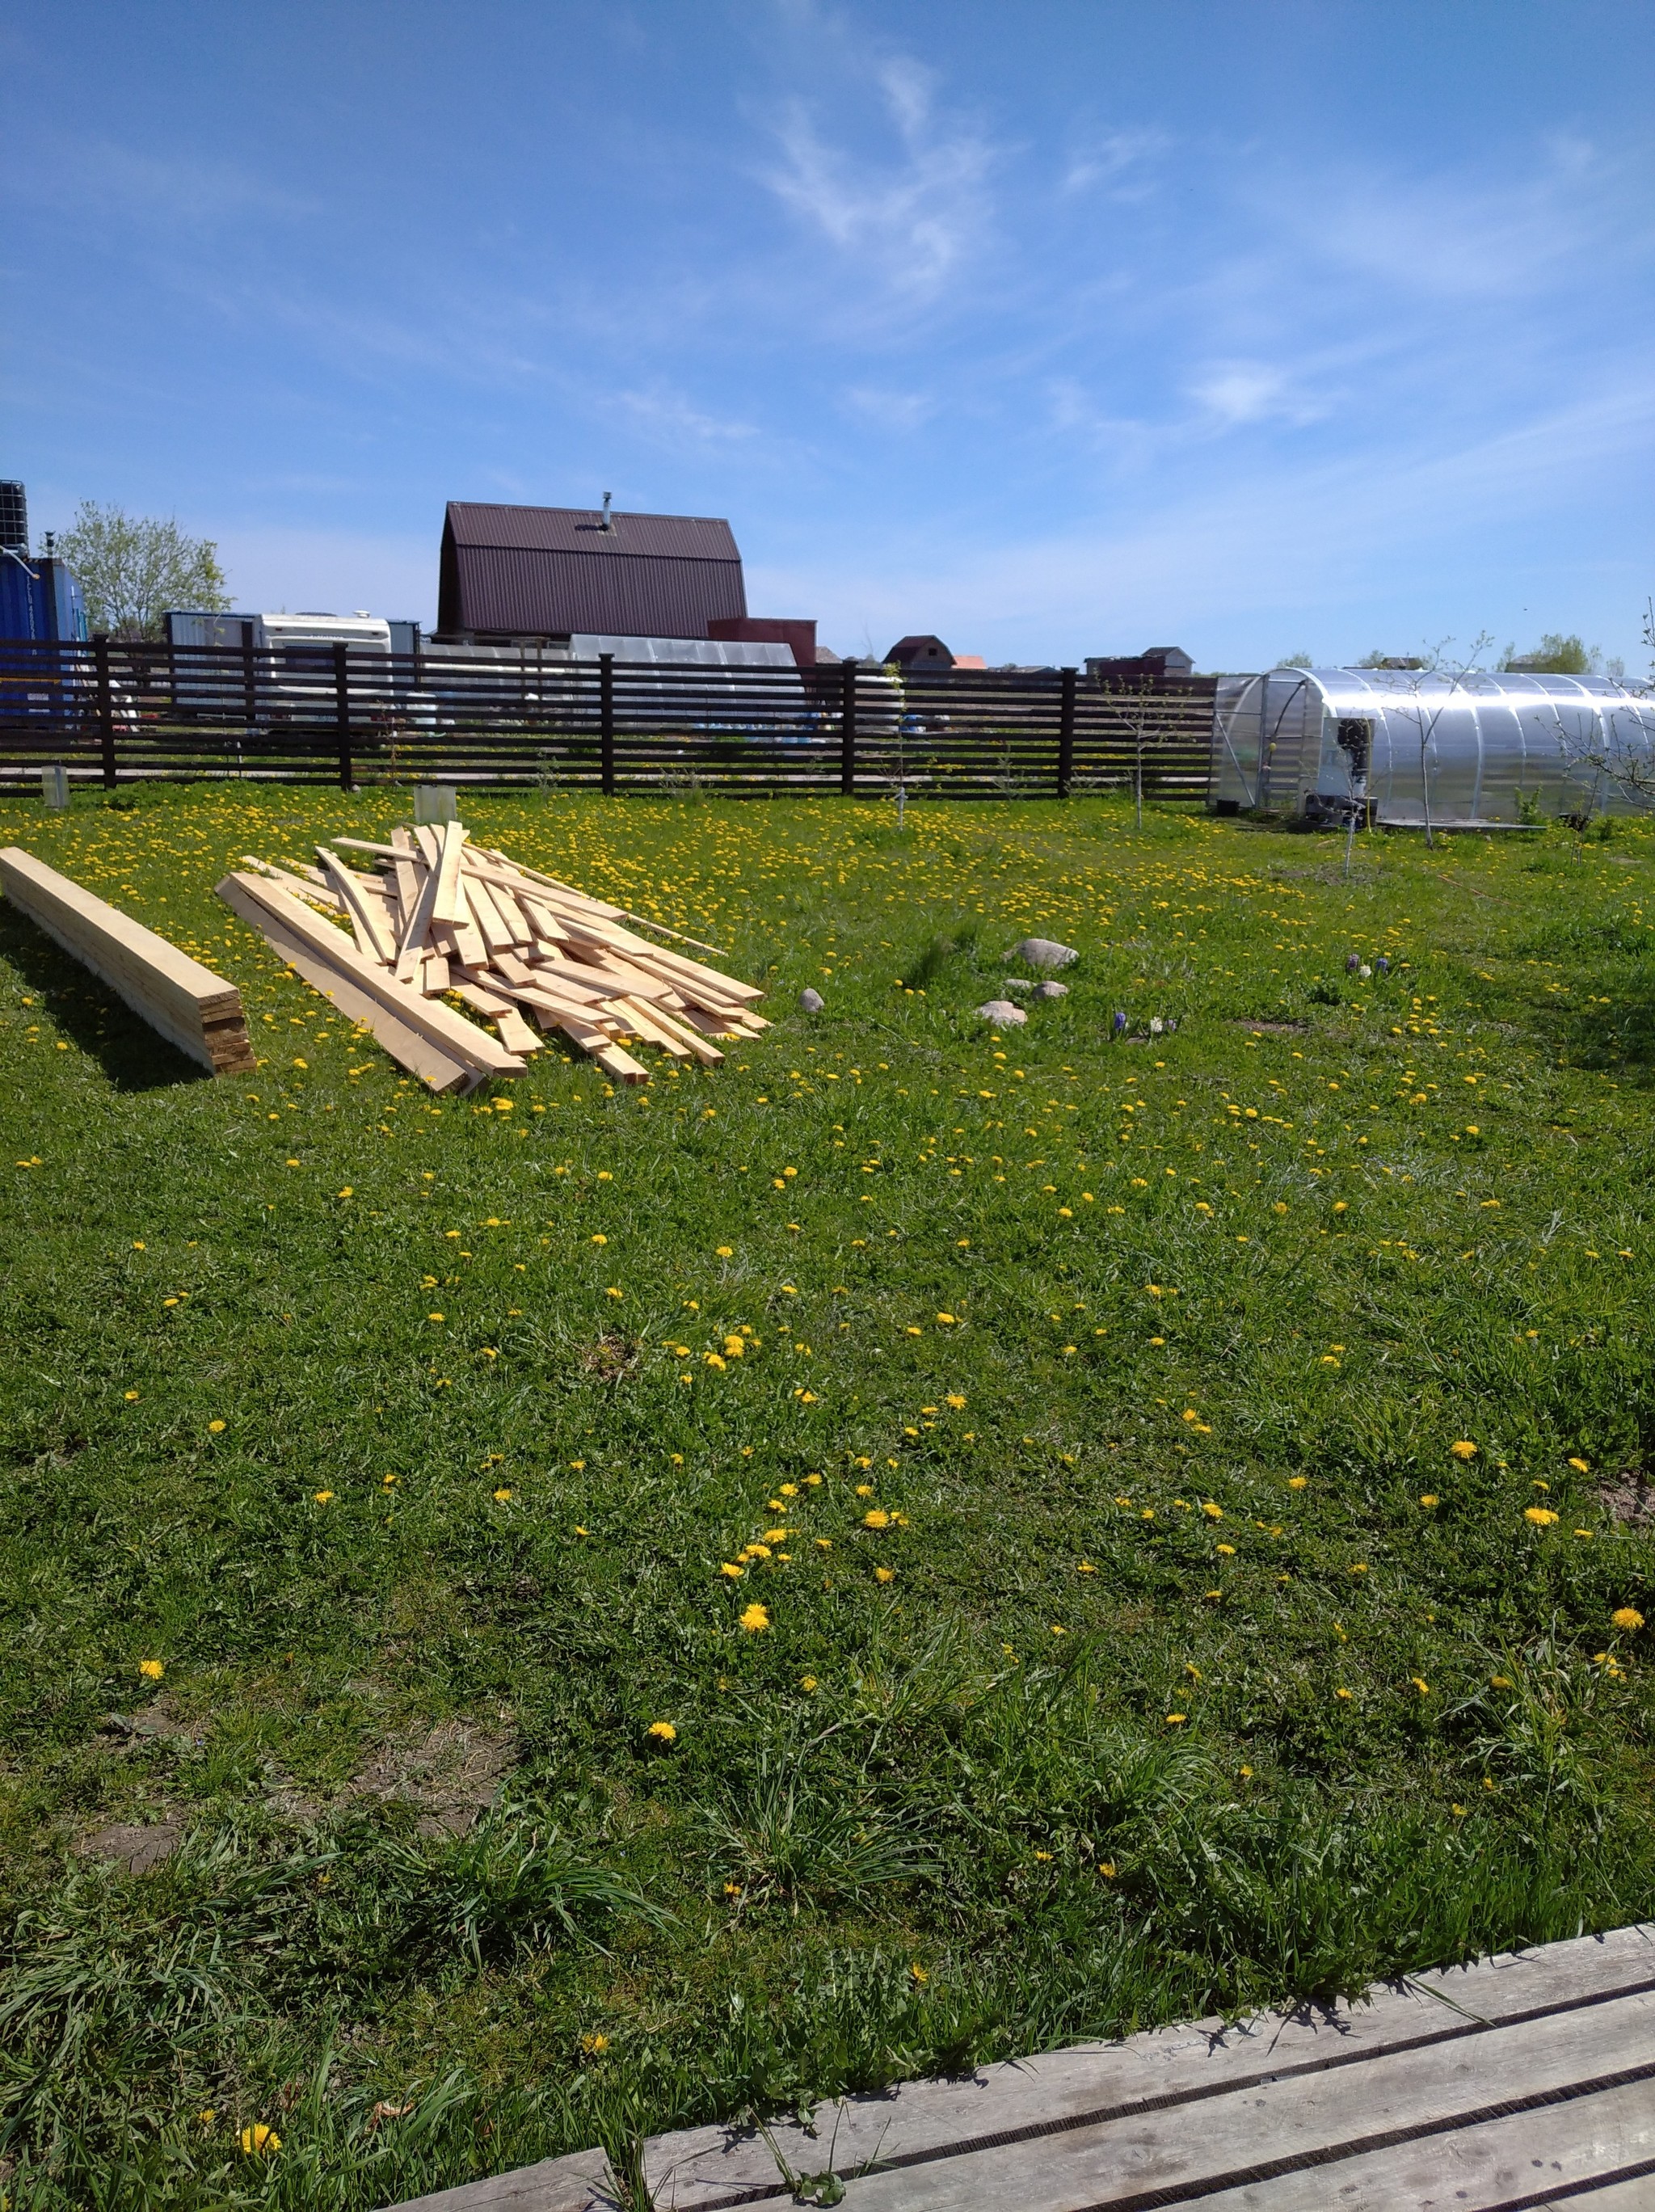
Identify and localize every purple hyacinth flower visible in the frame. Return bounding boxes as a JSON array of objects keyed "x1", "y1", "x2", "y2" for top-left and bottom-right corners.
[{"x1": 1113, "y1": 1010, "x2": 1127, "y2": 1034}]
